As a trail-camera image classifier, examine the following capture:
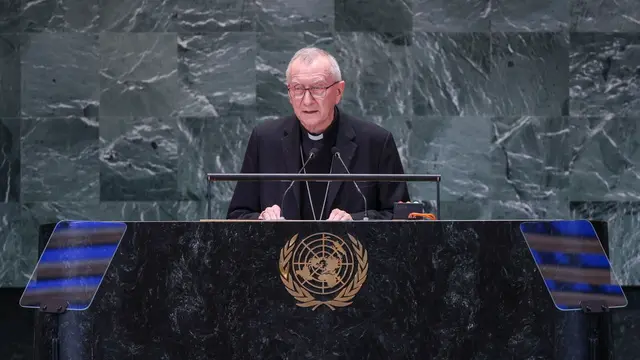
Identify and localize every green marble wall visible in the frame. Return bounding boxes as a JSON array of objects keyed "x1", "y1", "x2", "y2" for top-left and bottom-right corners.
[{"x1": 0, "y1": 0, "x2": 638, "y2": 290}]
